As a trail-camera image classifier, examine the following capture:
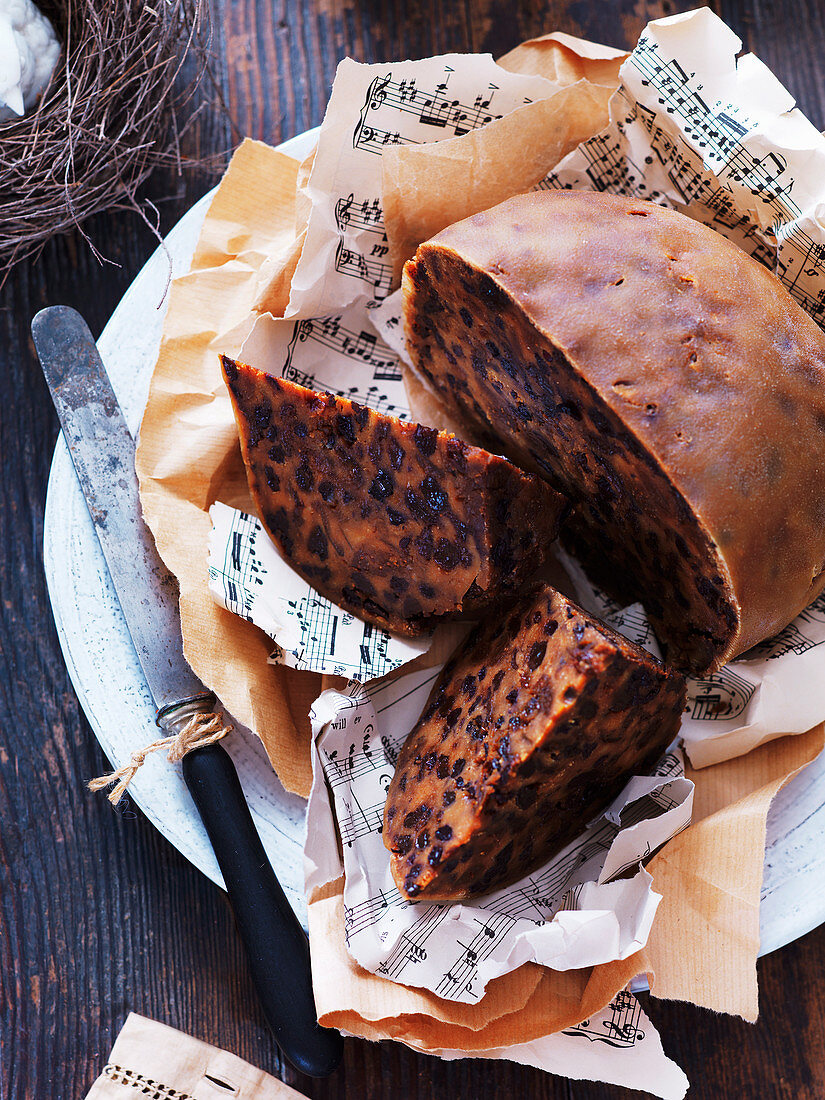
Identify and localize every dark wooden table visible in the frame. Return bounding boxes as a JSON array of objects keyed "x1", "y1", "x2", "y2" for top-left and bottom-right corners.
[{"x1": 3, "y1": 1, "x2": 825, "y2": 1097}]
